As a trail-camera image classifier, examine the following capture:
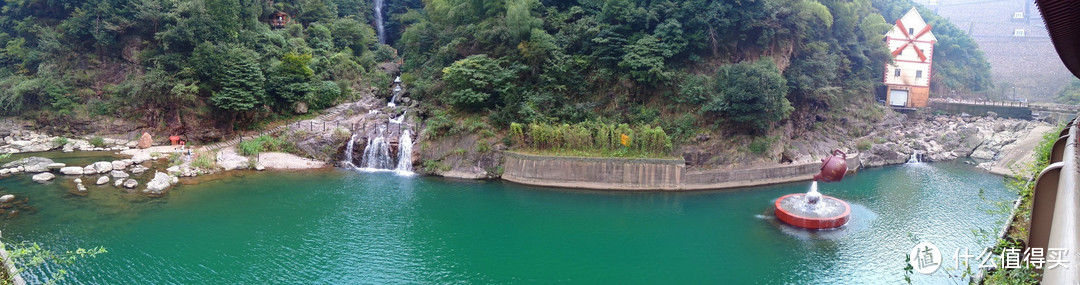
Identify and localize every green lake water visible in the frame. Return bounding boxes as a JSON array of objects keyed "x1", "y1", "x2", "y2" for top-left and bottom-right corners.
[{"x1": 0, "y1": 161, "x2": 1015, "y2": 284}]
